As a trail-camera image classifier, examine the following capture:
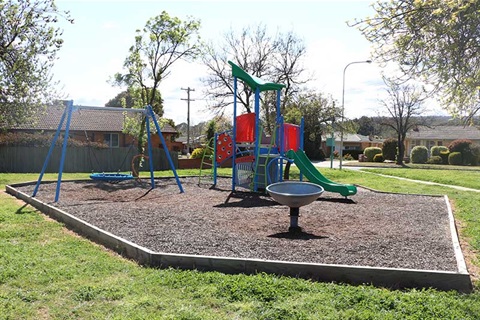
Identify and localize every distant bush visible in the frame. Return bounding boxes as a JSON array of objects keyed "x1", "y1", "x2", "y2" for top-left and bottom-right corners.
[
  {"x1": 0, "y1": 132, "x2": 107, "y2": 148},
  {"x1": 471, "y1": 144, "x2": 480, "y2": 166},
  {"x1": 364, "y1": 147, "x2": 382, "y2": 162},
  {"x1": 439, "y1": 150, "x2": 450, "y2": 164},
  {"x1": 431, "y1": 145, "x2": 449, "y2": 157},
  {"x1": 343, "y1": 153, "x2": 354, "y2": 161},
  {"x1": 344, "y1": 149, "x2": 363, "y2": 160},
  {"x1": 373, "y1": 153, "x2": 384, "y2": 162},
  {"x1": 190, "y1": 147, "x2": 210, "y2": 159},
  {"x1": 382, "y1": 138, "x2": 397, "y2": 161},
  {"x1": 426, "y1": 156, "x2": 443, "y2": 165},
  {"x1": 411, "y1": 146, "x2": 428, "y2": 164},
  {"x1": 448, "y1": 139, "x2": 475, "y2": 165},
  {"x1": 448, "y1": 152, "x2": 463, "y2": 165}
]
